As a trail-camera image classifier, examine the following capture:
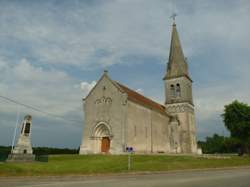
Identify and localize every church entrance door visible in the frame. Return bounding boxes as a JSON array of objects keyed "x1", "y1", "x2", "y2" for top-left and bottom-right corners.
[{"x1": 101, "y1": 137, "x2": 110, "y2": 153}]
